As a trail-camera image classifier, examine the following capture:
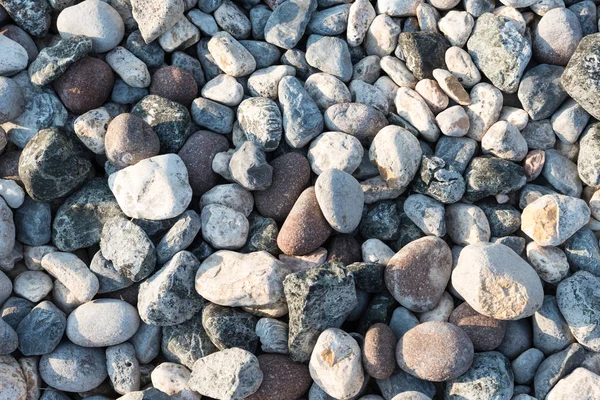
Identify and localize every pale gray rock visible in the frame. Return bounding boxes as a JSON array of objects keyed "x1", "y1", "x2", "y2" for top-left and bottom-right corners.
[
  {"x1": 279, "y1": 76, "x2": 324, "y2": 148},
  {"x1": 41, "y1": 251, "x2": 99, "y2": 303},
  {"x1": 256, "y1": 318, "x2": 289, "y2": 354},
  {"x1": 201, "y1": 204, "x2": 249, "y2": 250},
  {"x1": 264, "y1": 0, "x2": 317, "y2": 49},
  {"x1": 533, "y1": 296, "x2": 575, "y2": 356},
  {"x1": 130, "y1": 322, "x2": 162, "y2": 364},
  {"x1": 306, "y1": 35, "x2": 352, "y2": 82},
  {"x1": 551, "y1": 98, "x2": 590, "y2": 144},
  {"x1": 208, "y1": 32, "x2": 256, "y2": 77},
  {"x1": 305, "y1": 73, "x2": 351, "y2": 111},
  {"x1": 308, "y1": 131, "x2": 363, "y2": 175},
  {"x1": 404, "y1": 194, "x2": 446, "y2": 237},
  {"x1": 106, "y1": 343, "x2": 140, "y2": 395},
  {"x1": 534, "y1": 343, "x2": 586, "y2": 399},
  {"x1": 130, "y1": 0, "x2": 184, "y2": 43},
  {"x1": 546, "y1": 368, "x2": 600, "y2": 400},
  {"x1": 13, "y1": 270, "x2": 52, "y2": 302},
  {"x1": 247, "y1": 65, "x2": 296, "y2": 99},
  {"x1": 481, "y1": 121, "x2": 528, "y2": 161},
  {"x1": 315, "y1": 169, "x2": 364, "y2": 233},
  {"x1": 464, "y1": 83, "x2": 503, "y2": 141},
  {"x1": 106, "y1": 47, "x2": 151, "y2": 88},
  {"x1": 0, "y1": 32, "x2": 29, "y2": 76},
  {"x1": 445, "y1": 203, "x2": 490, "y2": 246},
  {"x1": 533, "y1": 8, "x2": 583, "y2": 66}
]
